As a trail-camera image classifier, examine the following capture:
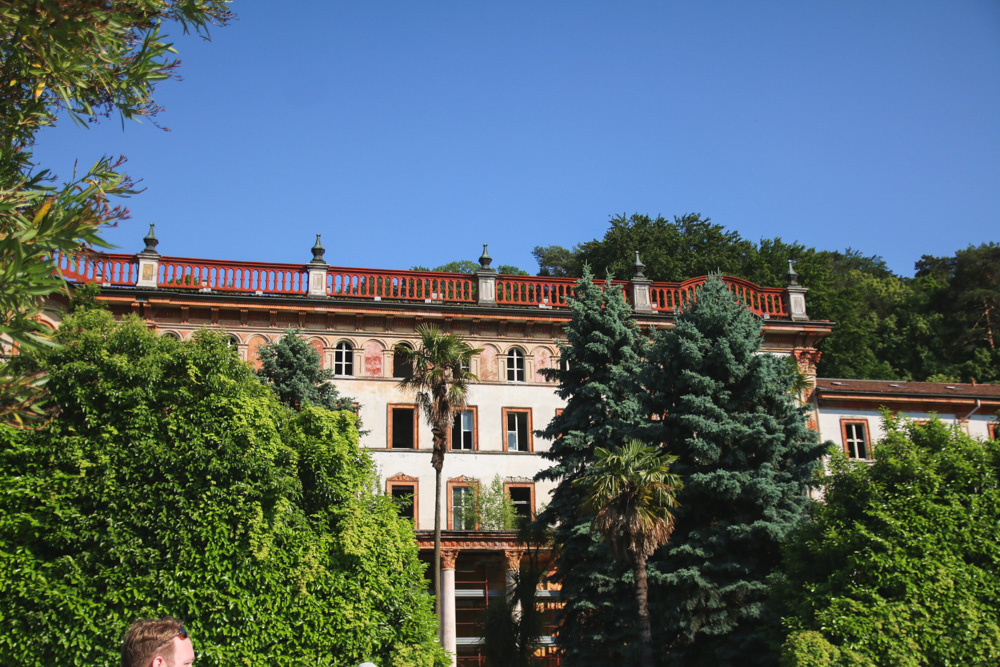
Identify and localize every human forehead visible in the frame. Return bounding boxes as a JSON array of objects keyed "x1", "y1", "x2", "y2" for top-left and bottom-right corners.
[{"x1": 170, "y1": 636, "x2": 195, "y2": 666}]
